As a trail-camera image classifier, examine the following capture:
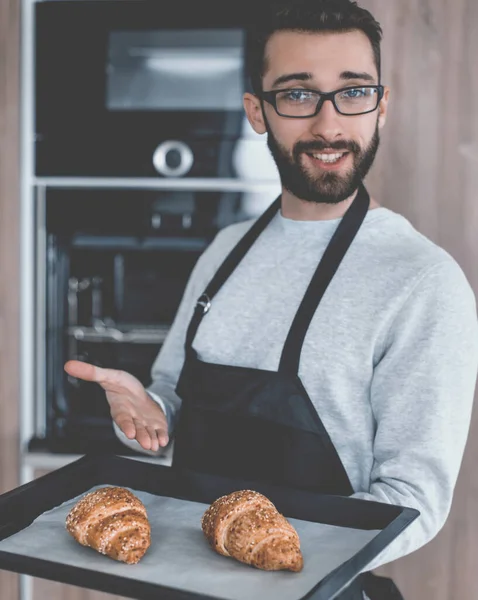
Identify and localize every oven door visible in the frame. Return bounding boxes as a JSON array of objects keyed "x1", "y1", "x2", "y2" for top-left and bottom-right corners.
[{"x1": 35, "y1": 0, "x2": 252, "y2": 177}]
